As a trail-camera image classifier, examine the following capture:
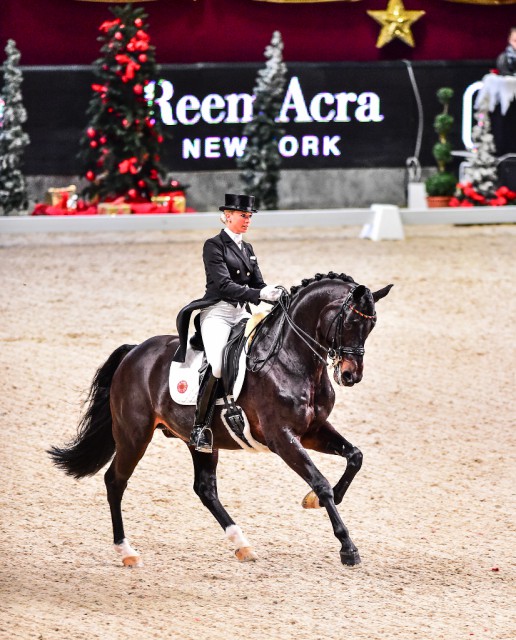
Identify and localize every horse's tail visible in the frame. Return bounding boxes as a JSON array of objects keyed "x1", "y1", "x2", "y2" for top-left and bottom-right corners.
[{"x1": 48, "y1": 344, "x2": 137, "y2": 479}]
